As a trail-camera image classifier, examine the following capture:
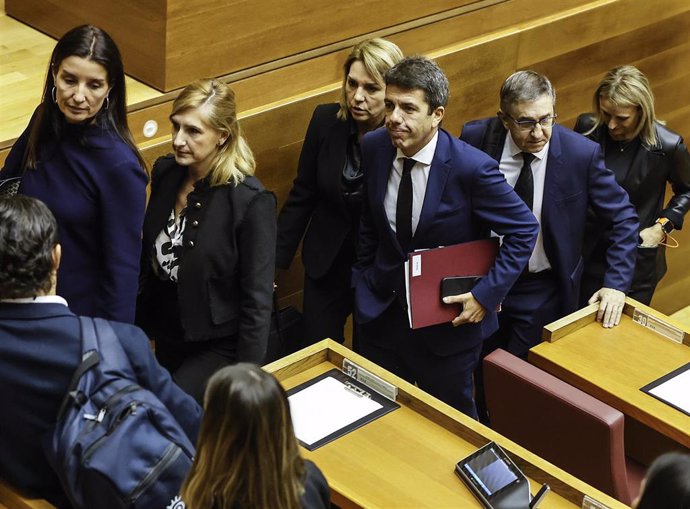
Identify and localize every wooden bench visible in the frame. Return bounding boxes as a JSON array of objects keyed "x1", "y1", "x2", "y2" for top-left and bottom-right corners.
[{"x1": 0, "y1": 478, "x2": 55, "y2": 509}]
